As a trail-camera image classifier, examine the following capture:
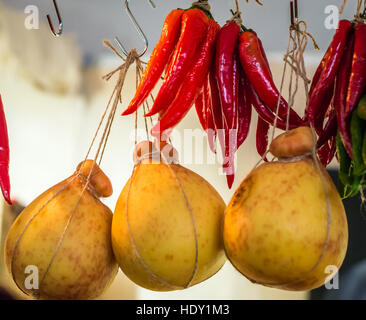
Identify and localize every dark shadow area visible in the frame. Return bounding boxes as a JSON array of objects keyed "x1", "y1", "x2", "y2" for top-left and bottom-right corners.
[{"x1": 311, "y1": 170, "x2": 366, "y2": 300}]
